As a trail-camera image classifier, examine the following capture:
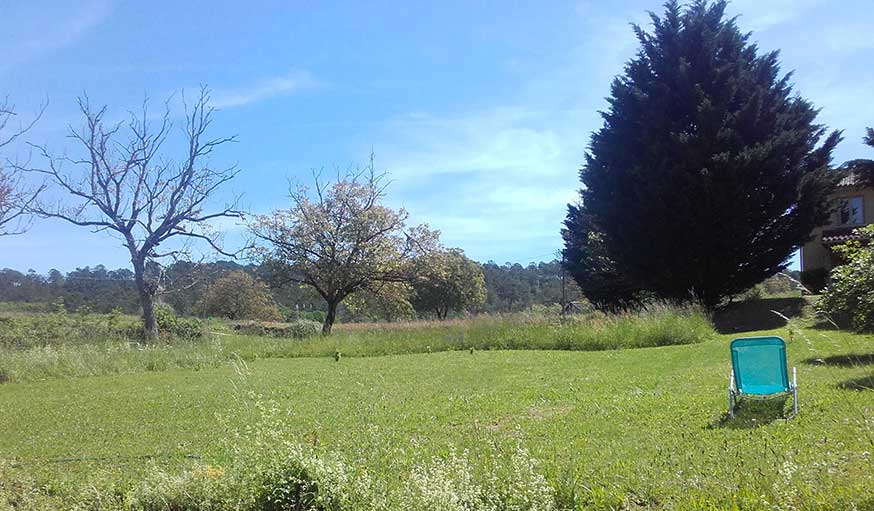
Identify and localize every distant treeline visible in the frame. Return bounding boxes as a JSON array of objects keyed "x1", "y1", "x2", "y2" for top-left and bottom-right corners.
[{"x1": 0, "y1": 259, "x2": 584, "y2": 320}]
